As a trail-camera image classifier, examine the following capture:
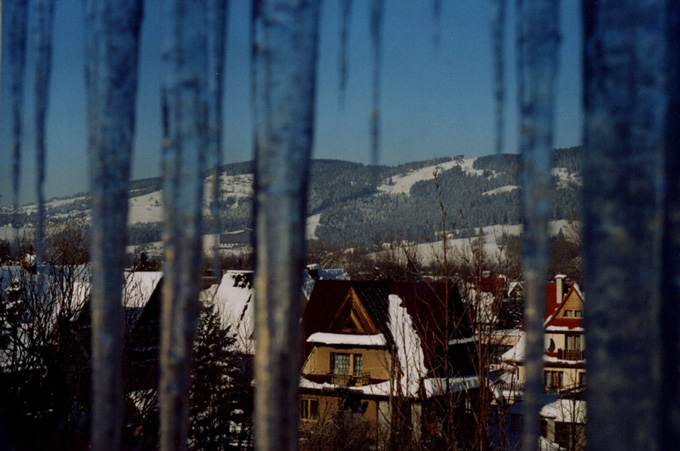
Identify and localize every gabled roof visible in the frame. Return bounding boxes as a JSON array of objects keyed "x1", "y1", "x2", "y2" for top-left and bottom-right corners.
[
  {"x1": 302, "y1": 279, "x2": 471, "y2": 375},
  {"x1": 544, "y1": 284, "x2": 584, "y2": 331}
]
